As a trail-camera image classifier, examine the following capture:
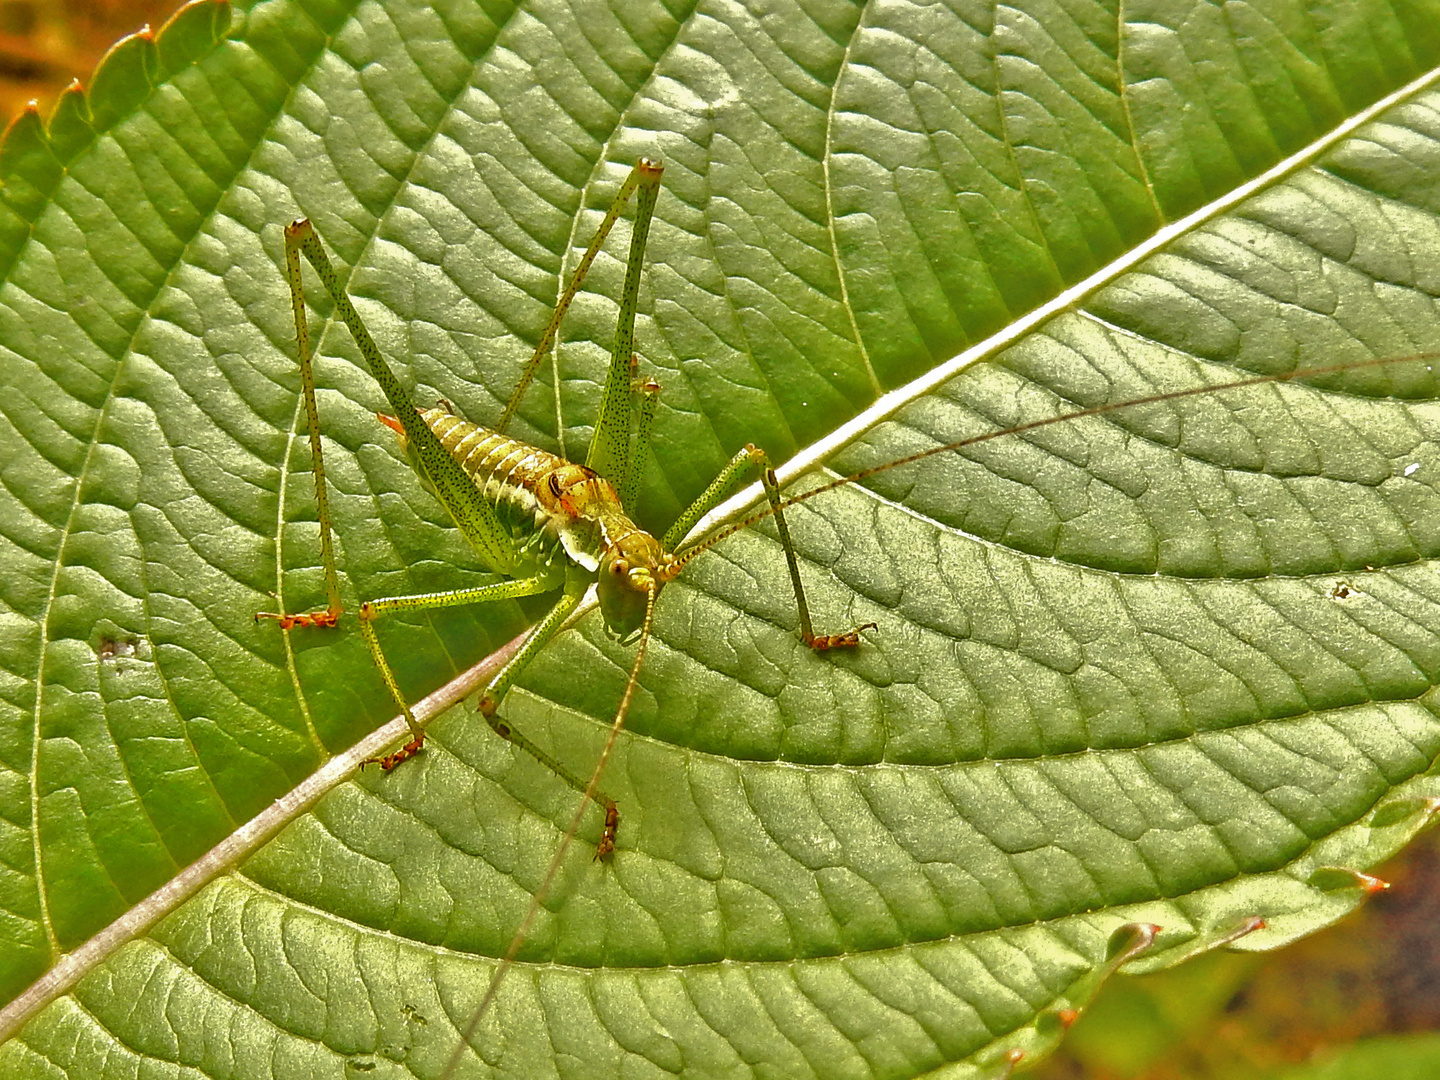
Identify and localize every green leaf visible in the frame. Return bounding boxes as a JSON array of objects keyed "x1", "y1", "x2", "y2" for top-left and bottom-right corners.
[{"x1": 3, "y1": 0, "x2": 1440, "y2": 1076}]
